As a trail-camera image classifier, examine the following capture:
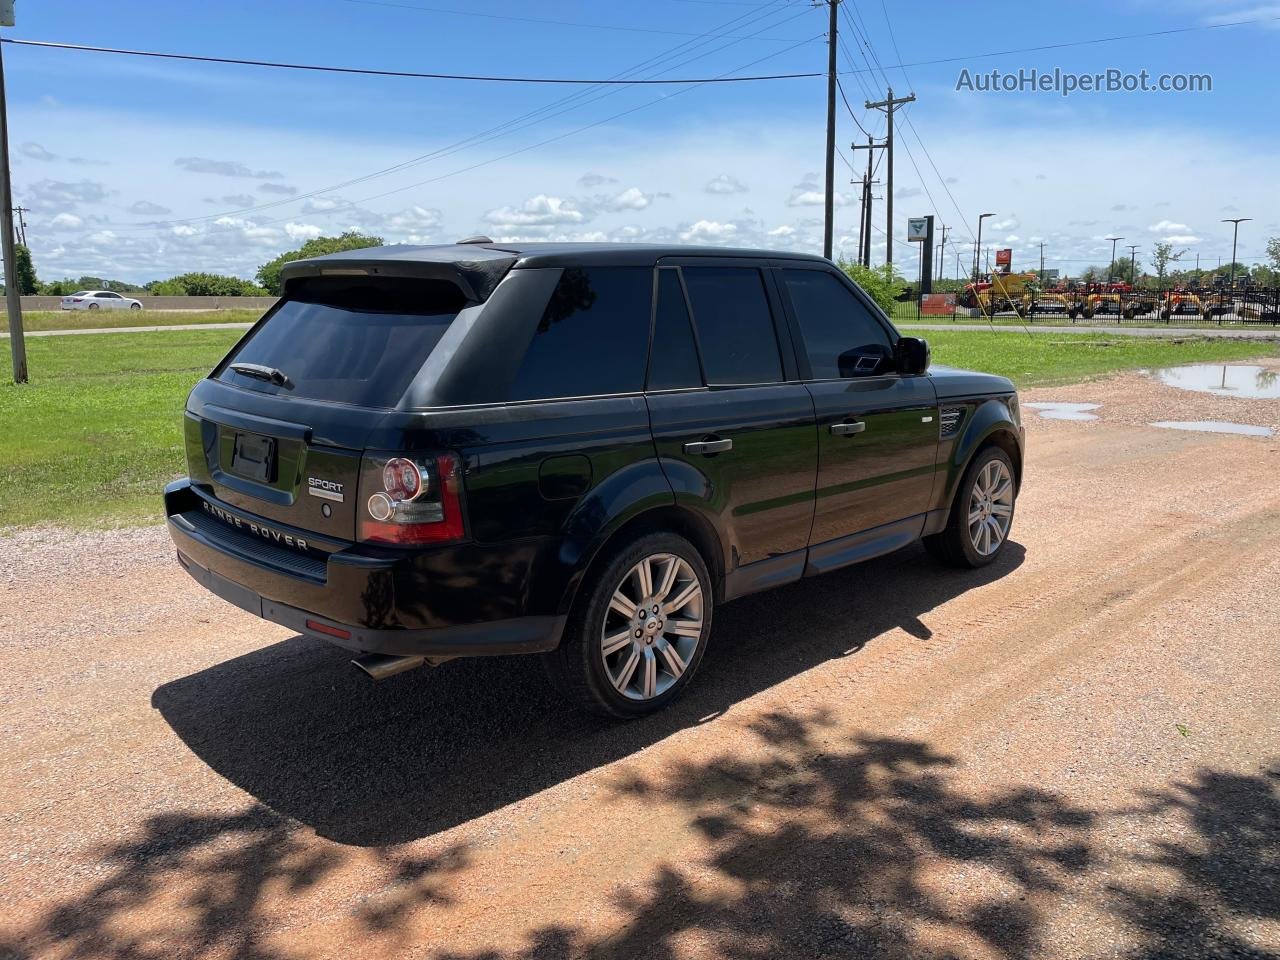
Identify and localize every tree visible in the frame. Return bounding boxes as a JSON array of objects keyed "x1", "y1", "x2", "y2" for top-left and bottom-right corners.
[
  {"x1": 1266, "y1": 237, "x2": 1279, "y2": 271},
  {"x1": 13, "y1": 244, "x2": 38, "y2": 295},
  {"x1": 1150, "y1": 241, "x2": 1186, "y2": 287},
  {"x1": 145, "y1": 273, "x2": 267, "y2": 297},
  {"x1": 837, "y1": 260, "x2": 906, "y2": 314},
  {"x1": 255, "y1": 231, "x2": 383, "y2": 295},
  {"x1": 1106, "y1": 258, "x2": 1137, "y2": 285}
]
